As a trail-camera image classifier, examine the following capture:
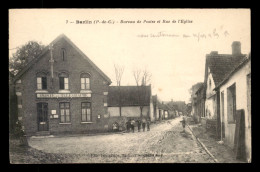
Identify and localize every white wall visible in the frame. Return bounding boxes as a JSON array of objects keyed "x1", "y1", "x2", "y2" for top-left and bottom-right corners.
[
  {"x1": 108, "y1": 106, "x2": 149, "y2": 118},
  {"x1": 108, "y1": 107, "x2": 120, "y2": 117},
  {"x1": 220, "y1": 60, "x2": 251, "y2": 162},
  {"x1": 150, "y1": 98, "x2": 155, "y2": 122},
  {"x1": 205, "y1": 72, "x2": 217, "y2": 119},
  {"x1": 205, "y1": 95, "x2": 217, "y2": 119},
  {"x1": 156, "y1": 108, "x2": 159, "y2": 120}
]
